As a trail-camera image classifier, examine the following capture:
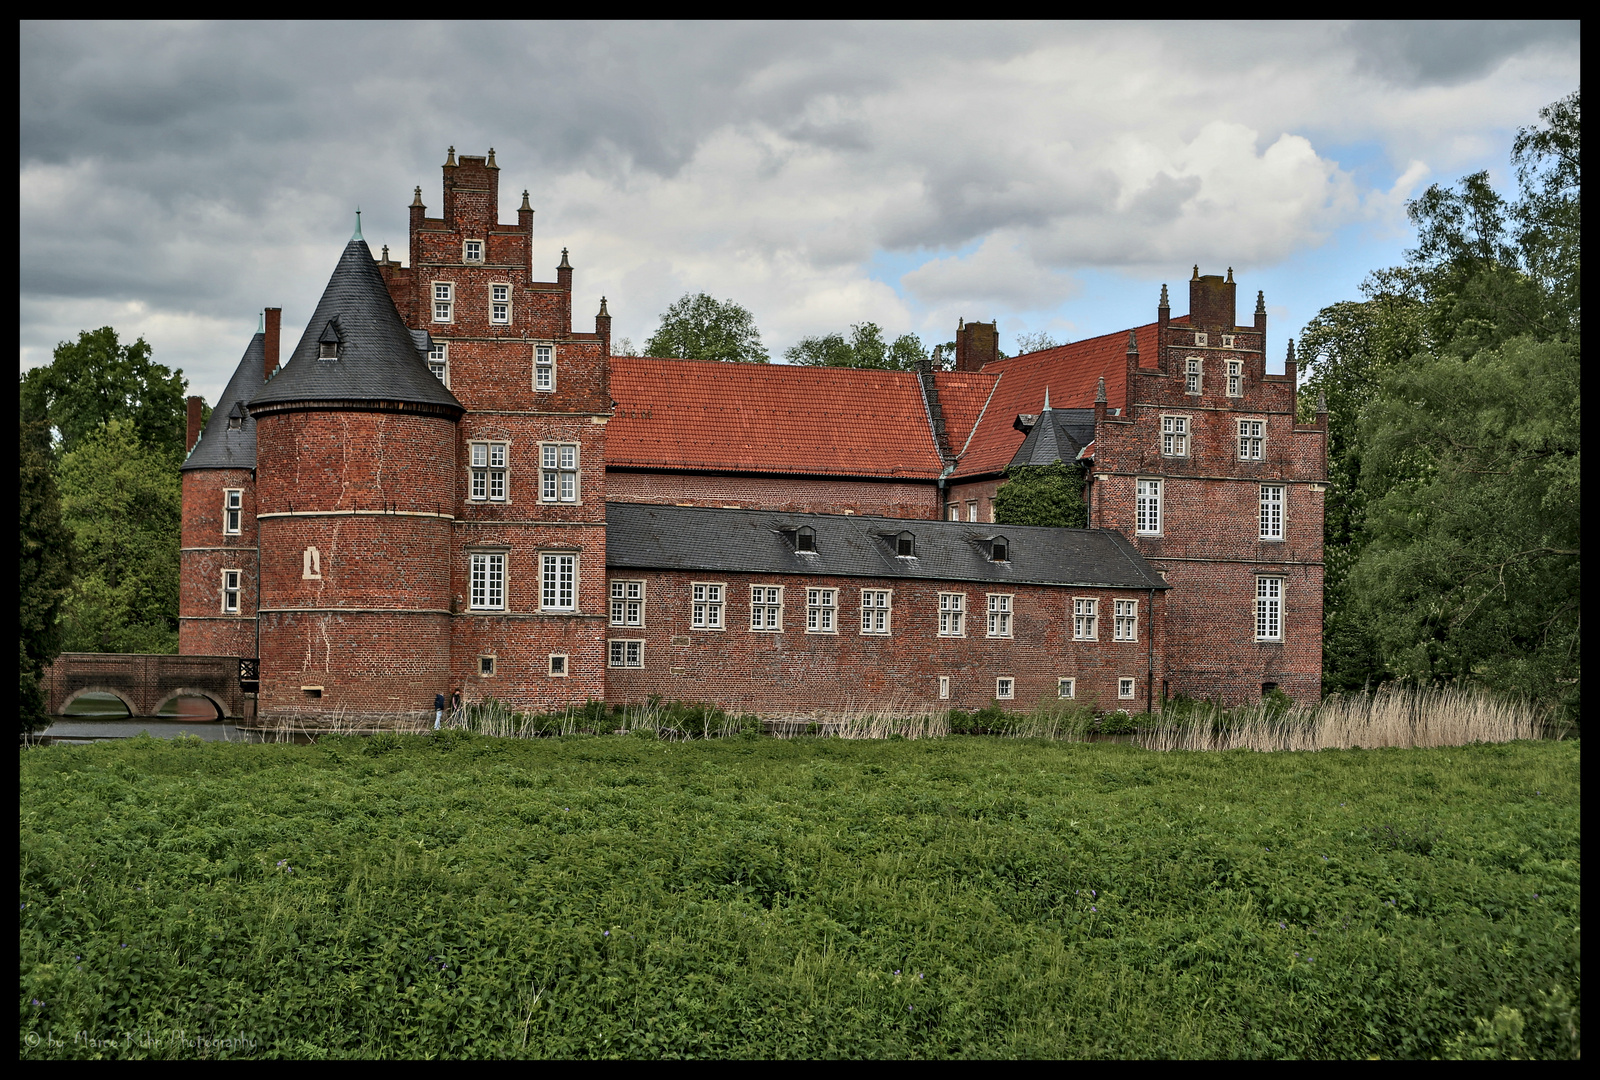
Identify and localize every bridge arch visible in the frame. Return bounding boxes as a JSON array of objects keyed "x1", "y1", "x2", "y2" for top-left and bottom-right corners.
[
  {"x1": 58, "y1": 686, "x2": 138, "y2": 717},
  {"x1": 154, "y1": 688, "x2": 231, "y2": 719}
]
